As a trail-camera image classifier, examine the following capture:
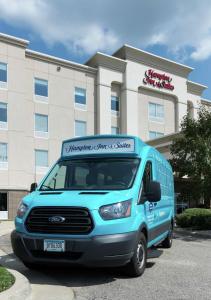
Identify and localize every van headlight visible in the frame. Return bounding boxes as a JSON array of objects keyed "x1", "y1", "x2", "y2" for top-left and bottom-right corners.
[
  {"x1": 99, "y1": 200, "x2": 131, "y2": 220},
  {"x1": 17, "y1": 202, "x2": 28, "y2": 218}
]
